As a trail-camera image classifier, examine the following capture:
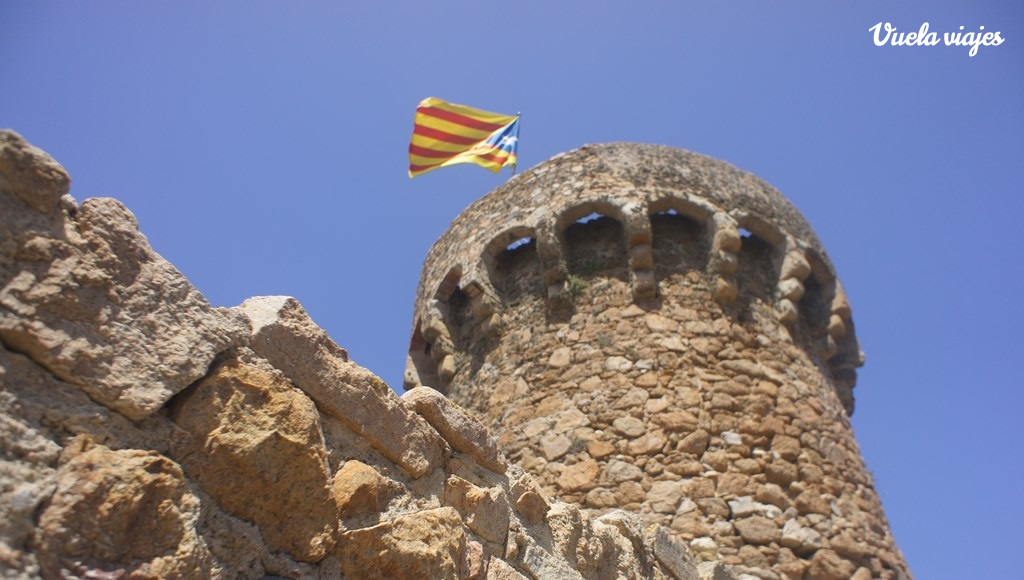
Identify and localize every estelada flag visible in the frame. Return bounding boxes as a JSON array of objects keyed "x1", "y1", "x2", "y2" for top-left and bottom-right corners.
[{"x1": 408, "y1": 97, "x2": 520, "y2": 178}]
